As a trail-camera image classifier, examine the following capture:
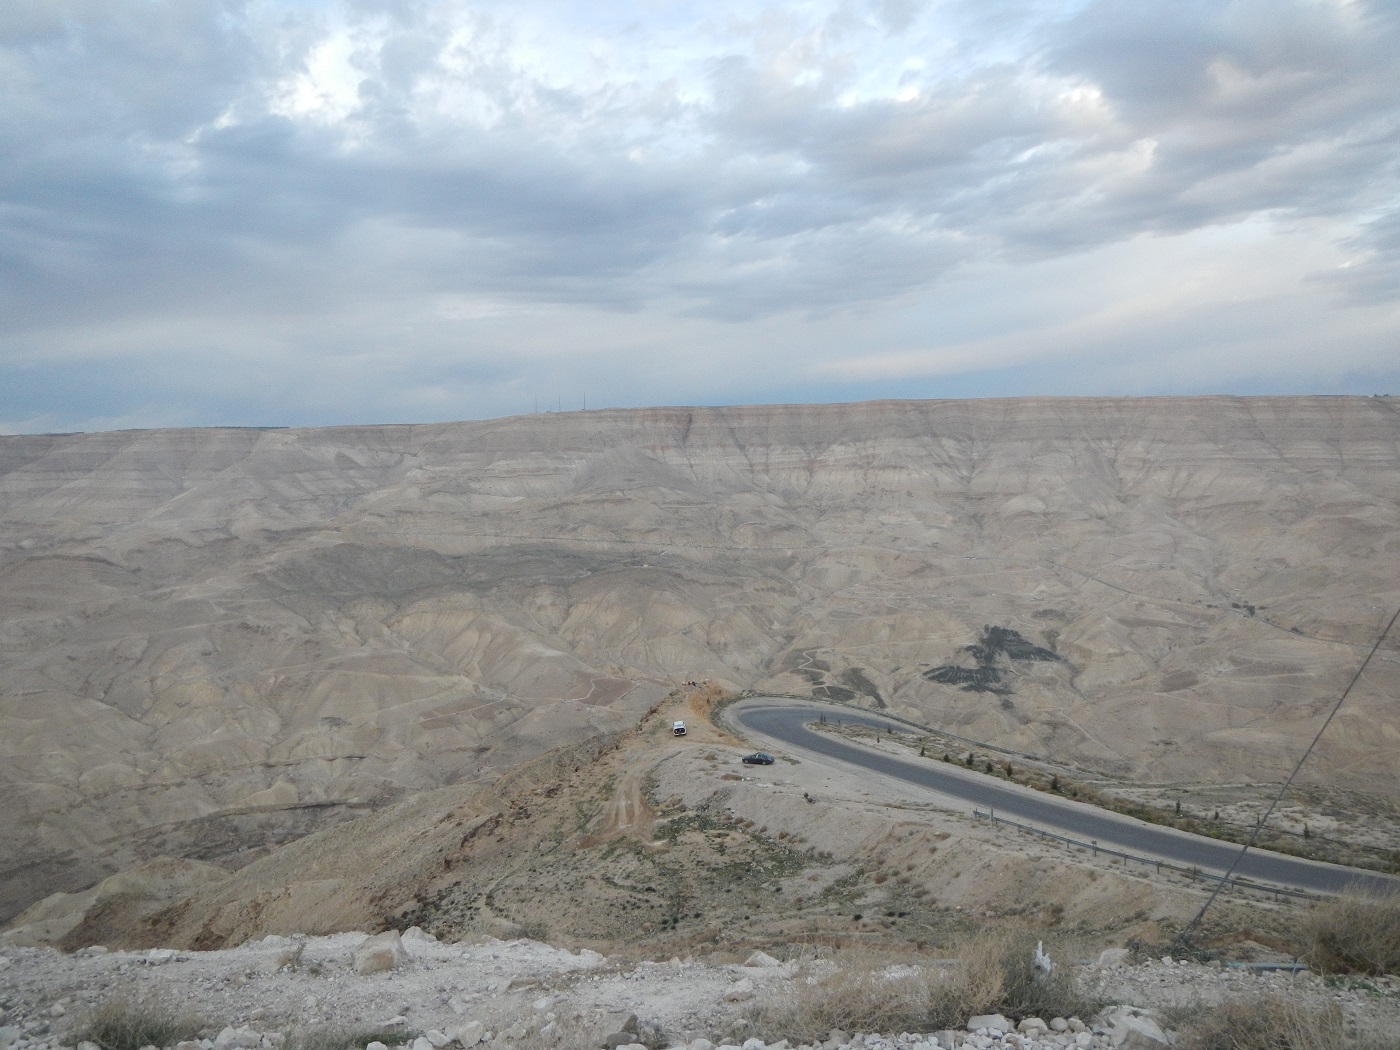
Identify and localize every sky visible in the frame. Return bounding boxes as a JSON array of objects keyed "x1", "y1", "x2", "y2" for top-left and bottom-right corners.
[{"x1": 2, "y1": 0, "x2": 1398, "y2": 433}]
